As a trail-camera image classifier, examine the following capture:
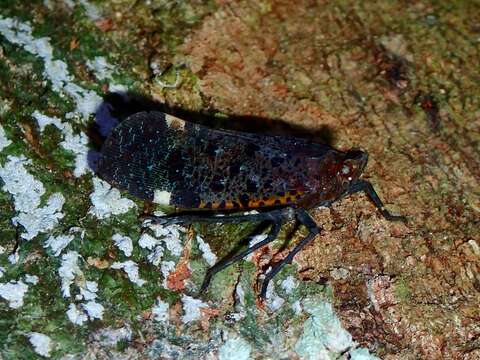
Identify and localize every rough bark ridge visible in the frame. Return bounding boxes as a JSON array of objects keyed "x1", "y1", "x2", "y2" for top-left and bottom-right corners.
[{"x1": 176, "y1": 1, "x2": 480, "y2": 358}]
